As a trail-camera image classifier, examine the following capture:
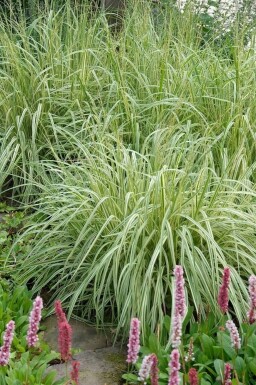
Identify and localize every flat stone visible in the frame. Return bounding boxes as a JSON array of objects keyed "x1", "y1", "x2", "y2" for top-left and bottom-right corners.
[
  {"x1": 43, "y1": 316, "x2": 110, "y2": 351},
  {"x1": 47, "y1": 347, "x2": 125, "y2": 385},
  {"x1": 43, "y1": 316, "x2": 126, "y2": 385}
]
